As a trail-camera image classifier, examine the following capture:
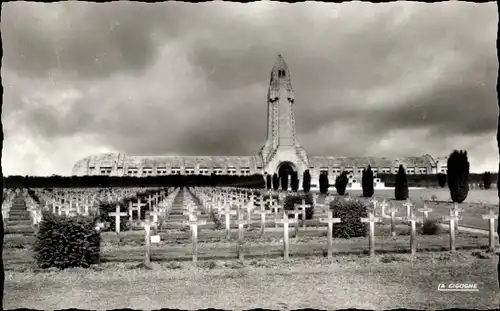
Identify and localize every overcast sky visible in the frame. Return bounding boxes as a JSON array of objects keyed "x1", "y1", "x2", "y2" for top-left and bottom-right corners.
[{"x1": 2, "y1": 1, "x2": 498, "y2": 176}]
